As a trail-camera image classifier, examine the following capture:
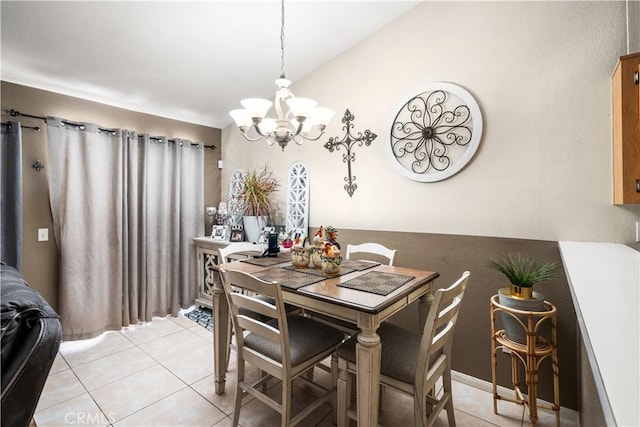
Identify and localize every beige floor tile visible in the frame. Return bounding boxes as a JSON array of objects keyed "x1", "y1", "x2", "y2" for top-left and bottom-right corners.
[
  {"x1": 120, "y1": 316, "x2": 185, "y2": 346},
  {"x1": 89, "y1": 364, "x2": 186, "y2": 423},
  {"x1": 190, "y1": 361, "x2": 261, "y2": 417},
  {"x1": 35, "y1": 392, "x2": 112, "y2": 427},
  {"x1": 60, "y1": 331, "x2": 134, "y2": 367},
  {"x1": 114, "y1": 387, "x2": 227, "y2": 426},
  {"x1": 189, "y1": 322, "x2": 215, "y2": 342},
  {"x1": 235, "y1": 380, "x2": 332, "y2": 427},
  {"x1": 36, "y1": 368, "x2": 87, "y2": 412},
  {"x1": 73, "y1": 346, "x2": 158, "y2": 390},
  {"x1": 161, "y1": 342, "x2": 215, "y2": 385},
  {"x1": 41, "y1": 315, "x2": 571, "y2": 427},
  {"x1": 138, "y1": 328, "x2": 211, "y2": 364},
  {"x1": 50, "y1": 352, "x2": 70, "y2": 374},
  {"x1": 191, "y1": 374, "x2": 238, "y2": 416},
  {"x1": 212, "y1": 417, "x2": 233, "y2": 426},
  {"x1": 170, "y1": 313, "x2": 202, "y2": 329}
]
